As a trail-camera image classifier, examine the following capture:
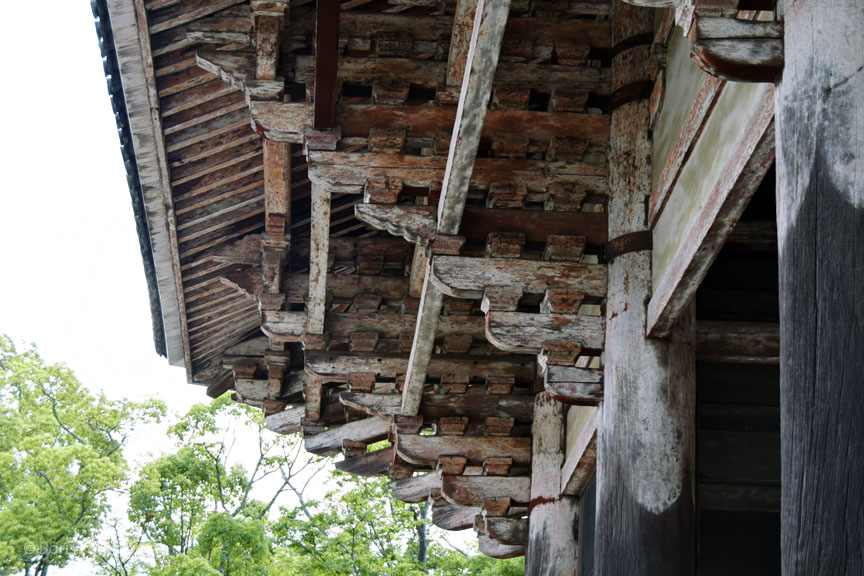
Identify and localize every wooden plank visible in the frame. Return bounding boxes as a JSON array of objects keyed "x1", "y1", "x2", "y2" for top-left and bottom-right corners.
[
  {"x1": 440, "y1": 475, "x2": 530, "y2": 507},
  {"x1": 313, "y1": 0, "x2": 340, "y2": 128},
  {"x1": 695, "y1": 321, "x2": 779, "y2": 364},
  {"x1": 341, "y1": 392, "x2": 534, "y2": 421},
  {"x1": 447, "y1": 0, "x2": 477, "y2": 86},
  {"x1": 392, "y1": 471, "x2": 441, "y2": 503},
  {"x1": 432, "y1": 256, "x2": 606, "y2": 300},
  {"x1": 265, "y1": 405, "x2": 305, "y2": 434},
  {"x1": 486, "y1": 312, "x2": 604, "y2": 354},
  {"x1": 305, "y1": 351, "x2": 536, "y2": 381},
  {"x1": 306, "y1": 181, "x2": 331, "y2": 334},
  {"x1": 543, "y1": 366, "x2": 604, "y2": 405},
  {"x1": 560, "y1": 407, "x2": 596, "y2": 496},
  {"x1": 525, "y1": 392, "x2": 578, "y2": 574},
  {"x1": 334, "y1": 446, "x2": 394, "y2": 476},
  {"x1": 148, "y1": 0, "x2": 246, "y2": 34},
  {"x1": 478, "y1": 535, "x2": 525, "y2": 559},
  {"x1": 775, "y1": 2, "x2": 864, "y2": 573},
  {"x1": 485, "y1": 517, "x2": 528, "y2": 546},
  {"x1": 690, "y1": 17, "x2": 783, "y2": 83},
  {"x1": 594, "y1": 5, "x2": 696, "y2": 573},
  {"x1": 304, "y1": 416, "x2": 391, "y2": 455},
  {"x1": 432, "y1": 500, "x2": 481, "y2": 531},
  {"x1": 396, "y1": 434, "x2": 531, "y2": 467},
  {"x1": 648, "y1": 86, "x2": 775, "y2": 336}
]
